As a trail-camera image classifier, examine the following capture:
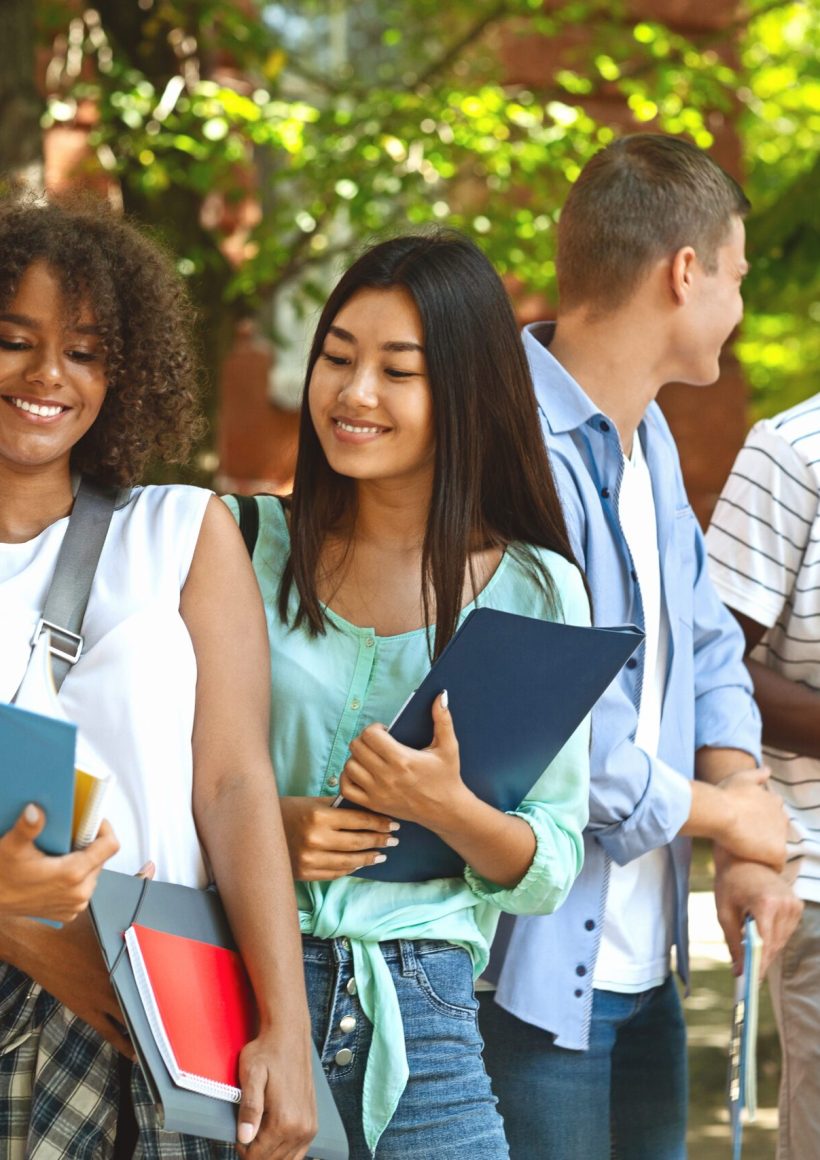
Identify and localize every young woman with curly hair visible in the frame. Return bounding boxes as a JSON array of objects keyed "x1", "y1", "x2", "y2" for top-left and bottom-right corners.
[{"x1": 0, "y1": 197, "x2": 315, "y2": 1159}]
